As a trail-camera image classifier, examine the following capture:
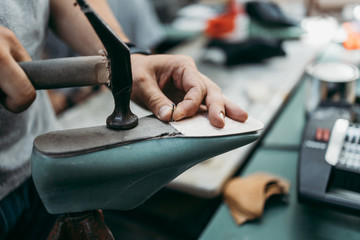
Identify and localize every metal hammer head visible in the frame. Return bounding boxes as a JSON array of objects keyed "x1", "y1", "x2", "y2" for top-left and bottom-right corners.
[{"x1": 76, "y1": 0, "x2": 138, "y2": 130}]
